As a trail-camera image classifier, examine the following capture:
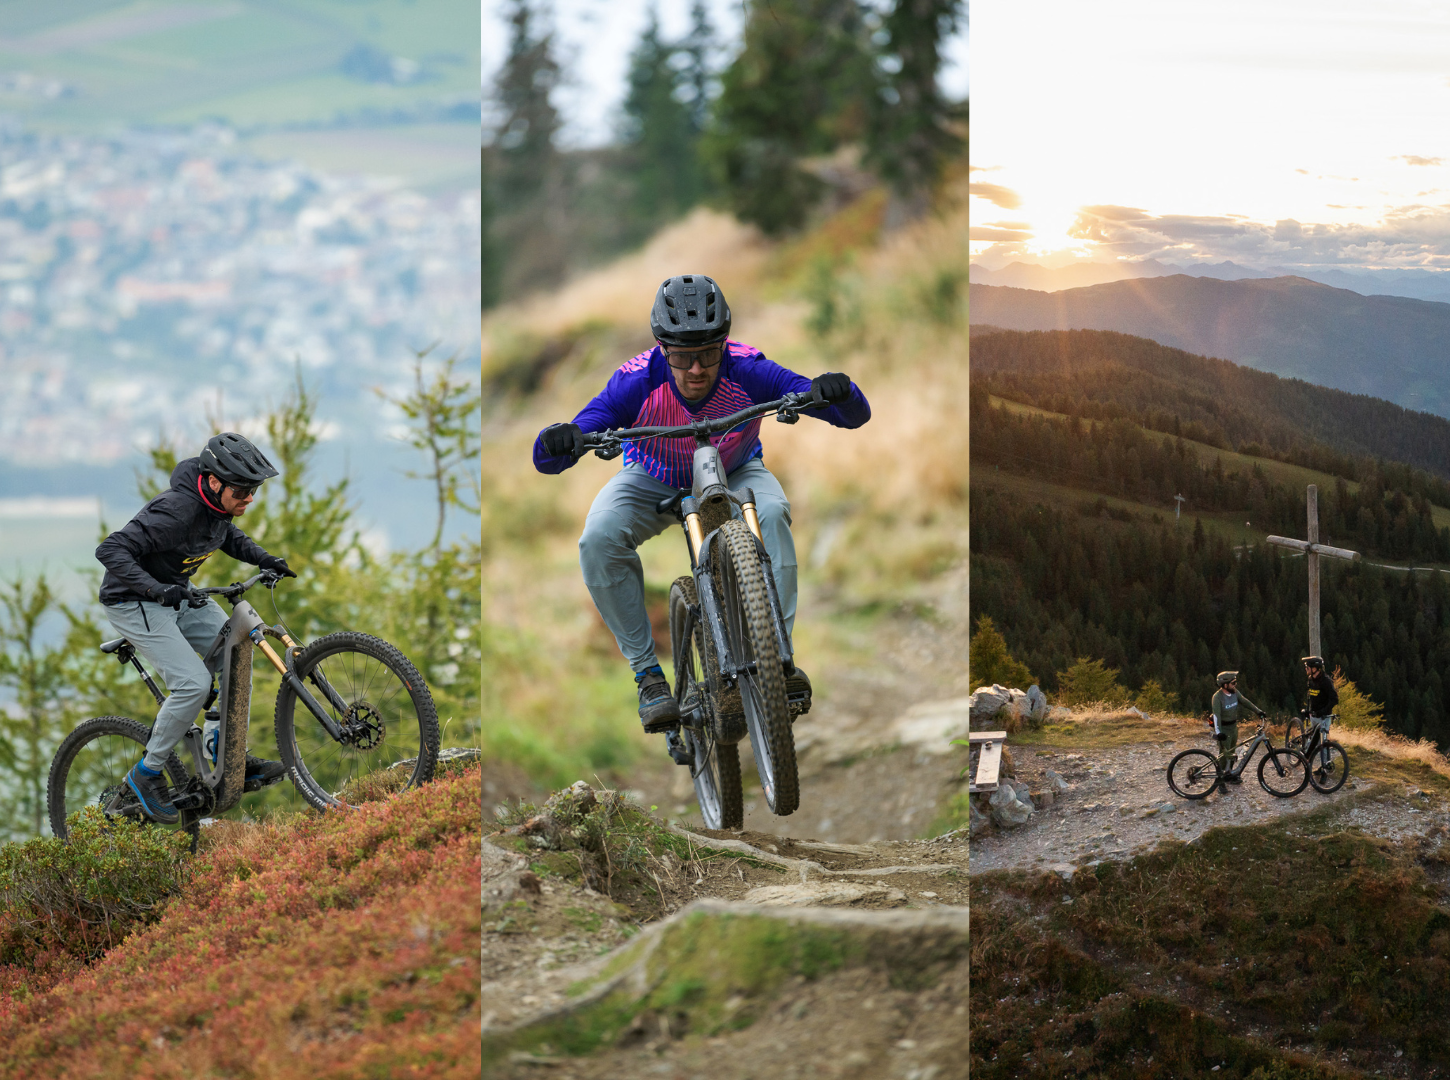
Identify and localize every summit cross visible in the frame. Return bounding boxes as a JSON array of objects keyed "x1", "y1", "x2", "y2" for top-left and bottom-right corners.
[{"x1": 1266, "y1": 484, "x2": 1360, "y2": 659}]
